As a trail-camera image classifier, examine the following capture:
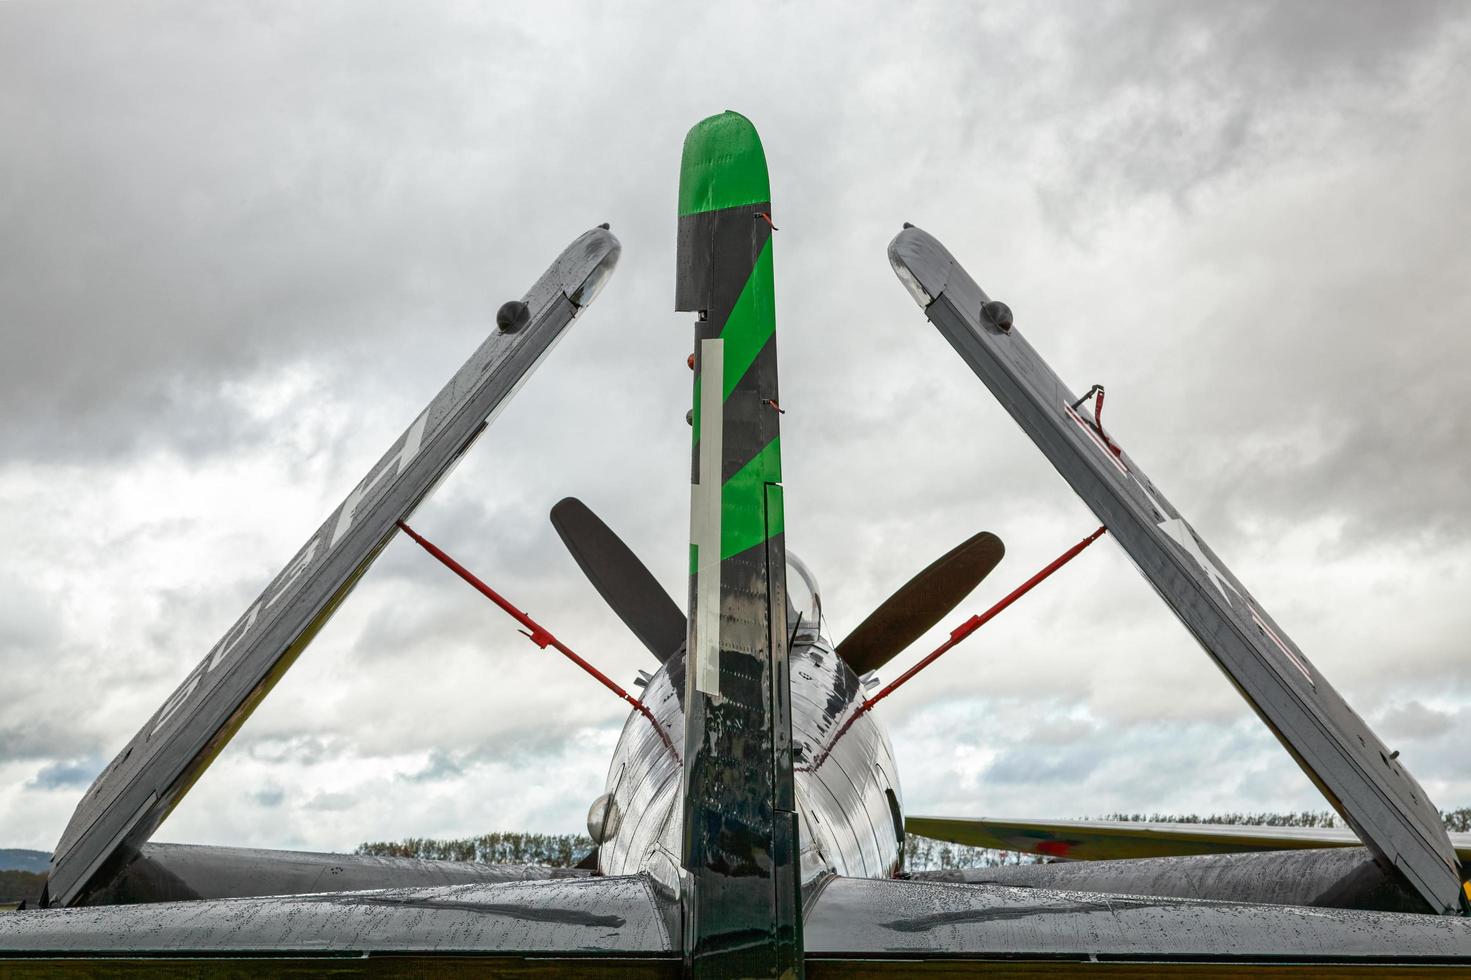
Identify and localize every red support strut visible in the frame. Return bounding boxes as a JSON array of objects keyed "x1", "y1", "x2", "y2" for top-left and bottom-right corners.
[
  {"x1": 396, "y1": 519, "x2": 680, "y2": 760},
  {"x1": 864, "y1": 525, "x2": 1108, "y2": 710},
  {"x1": 800, "y1": 525, "x2": 1107, "y2": 773}
]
